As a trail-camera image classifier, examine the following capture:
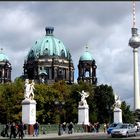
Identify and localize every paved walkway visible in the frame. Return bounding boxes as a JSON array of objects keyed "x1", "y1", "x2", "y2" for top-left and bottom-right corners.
[{"x1": 0, "y1": 132, "x2": 106, "y2": 139}]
